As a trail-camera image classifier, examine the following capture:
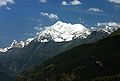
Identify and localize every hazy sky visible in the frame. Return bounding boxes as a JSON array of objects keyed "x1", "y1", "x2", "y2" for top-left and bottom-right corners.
[{"x1": 0, "y1": 0, "x2": 120, "y2": 47}]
